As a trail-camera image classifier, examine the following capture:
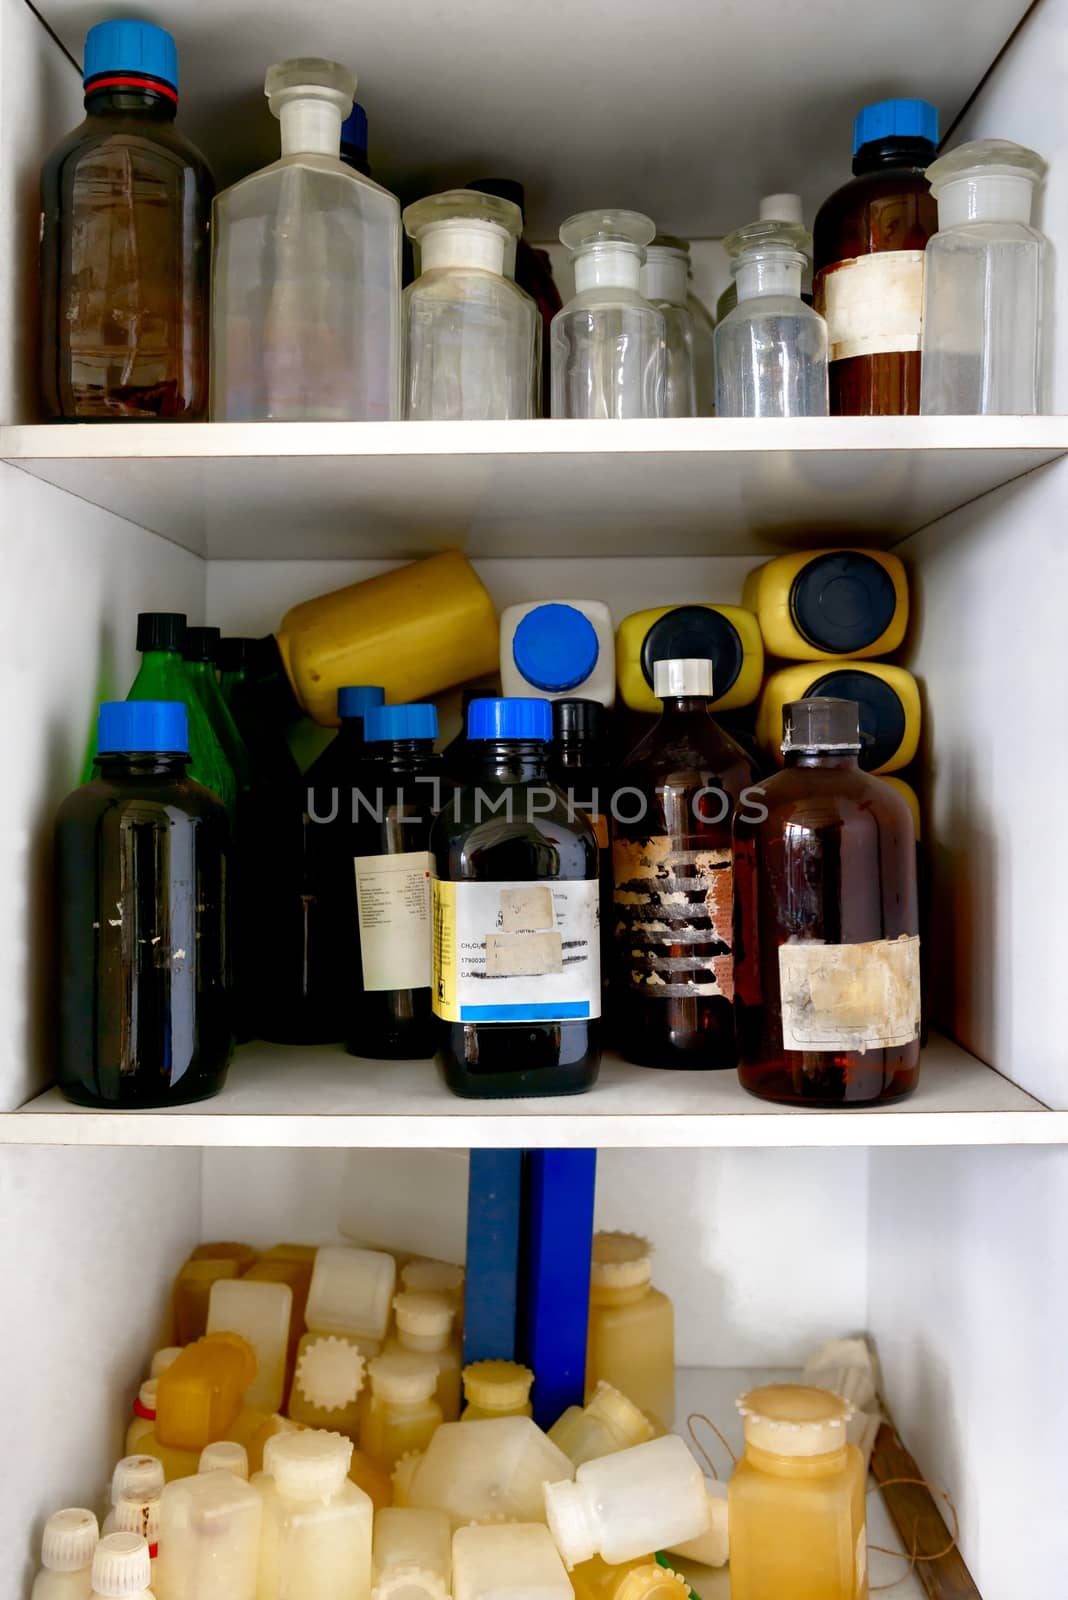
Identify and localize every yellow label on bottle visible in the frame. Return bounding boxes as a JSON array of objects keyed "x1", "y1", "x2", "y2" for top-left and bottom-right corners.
[{"x1": 432, "y1": 878, "x2": 458, "y2": 1021}]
